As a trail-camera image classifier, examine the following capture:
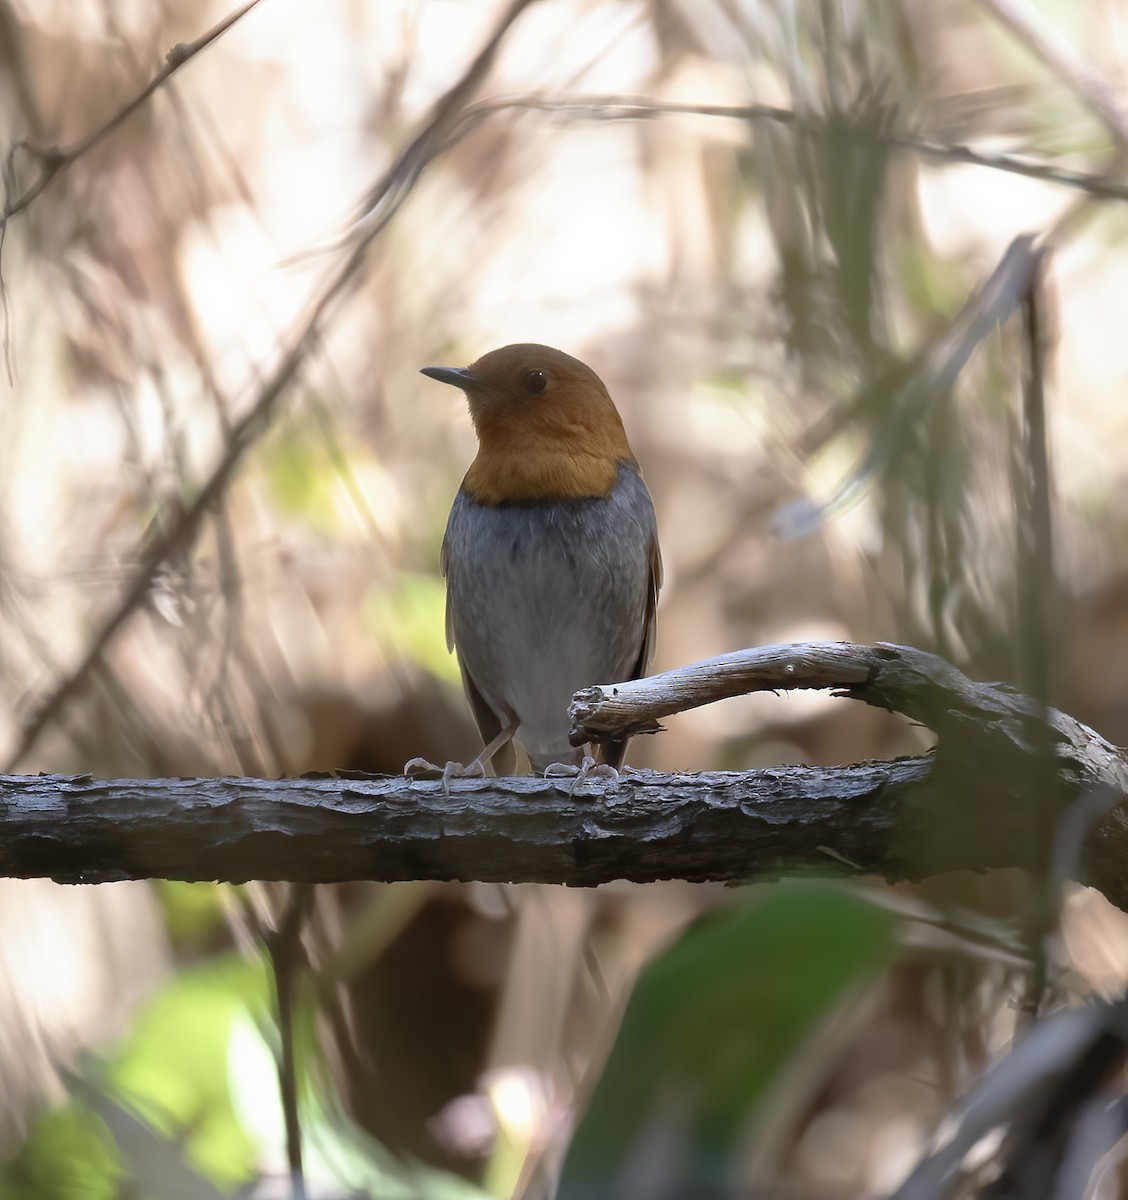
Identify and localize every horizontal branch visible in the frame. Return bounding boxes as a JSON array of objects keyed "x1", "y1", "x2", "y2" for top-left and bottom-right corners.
[
  {"x1": 3, "y1": 643, "x2": 1125, "y2": 908},
  {"x1": 0, "y1": 751, "x2": 1124, "y2": 907},
  {"x1": 0, "y1": 764, "x2": 932, "y2": 887}
]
